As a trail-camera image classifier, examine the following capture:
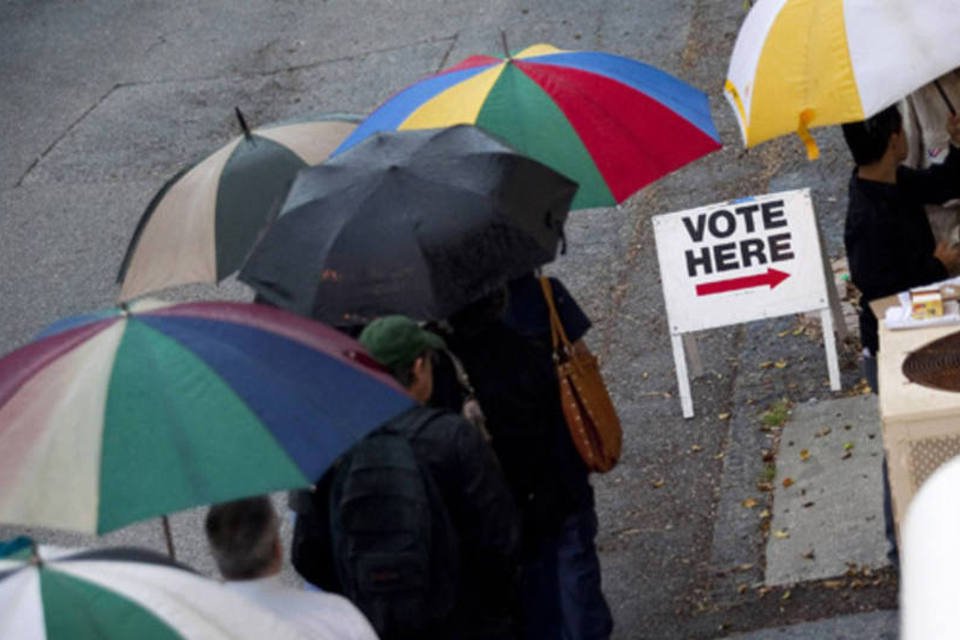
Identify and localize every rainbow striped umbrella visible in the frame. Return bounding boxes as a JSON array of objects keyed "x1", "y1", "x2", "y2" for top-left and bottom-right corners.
[
  {"x1": 724, "y1": 0, "x2": 960, "y2": 159},
  {"x1": 334, "y1": 44, "x2": 721, "y2": 210},
  {"x1": 0, "y1": 538, "x2": 307, "y2": 639},
  {"x1": 0, "y1": 300, "x2": 412, "y2": 534}
]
